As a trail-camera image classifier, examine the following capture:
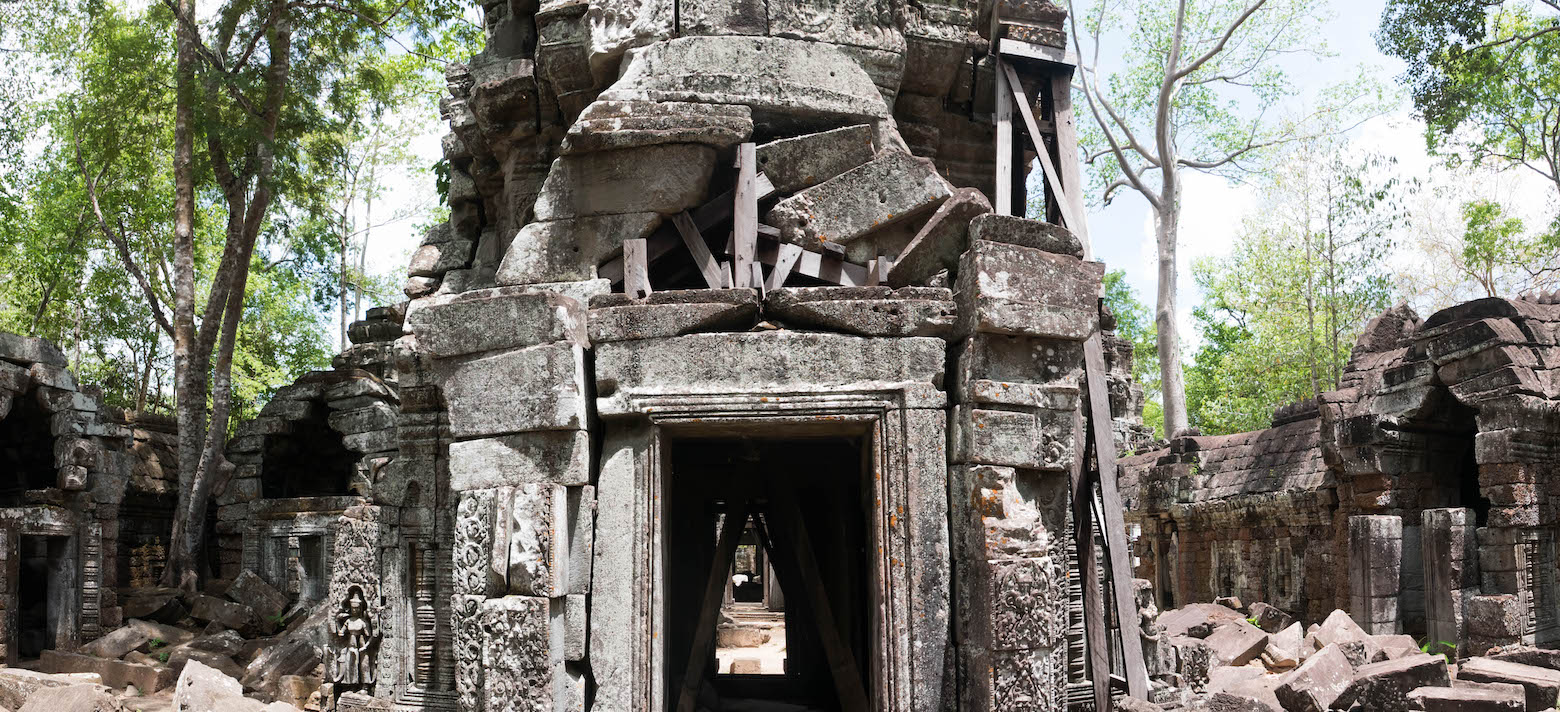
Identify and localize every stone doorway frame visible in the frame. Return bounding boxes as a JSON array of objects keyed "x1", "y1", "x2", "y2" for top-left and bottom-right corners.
[
  {"x1": 594, "y1": 387, "x2": 948, "y2": 712},
  {"x1": 0, "y1": 506, "x2": 81, "y2": 664}
]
